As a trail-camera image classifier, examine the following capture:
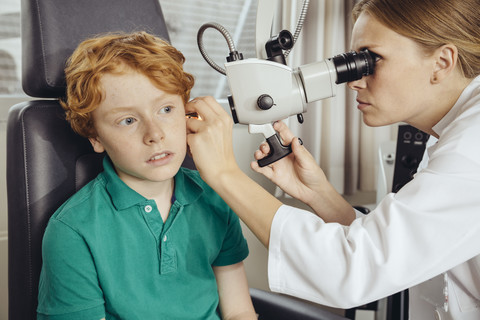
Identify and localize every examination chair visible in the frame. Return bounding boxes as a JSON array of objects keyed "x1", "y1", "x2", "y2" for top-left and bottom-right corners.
[{"x1": 6, "y1": 0, "x2": 348, "y2": 319}]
